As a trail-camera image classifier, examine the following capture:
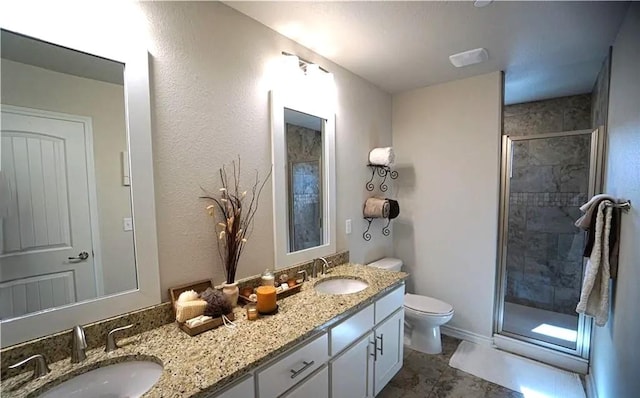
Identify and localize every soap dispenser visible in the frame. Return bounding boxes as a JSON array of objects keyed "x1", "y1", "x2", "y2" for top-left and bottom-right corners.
[{"x1": 261, "y1": 269, "x2": 275, "y2": 286}]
